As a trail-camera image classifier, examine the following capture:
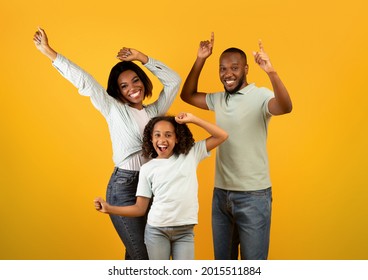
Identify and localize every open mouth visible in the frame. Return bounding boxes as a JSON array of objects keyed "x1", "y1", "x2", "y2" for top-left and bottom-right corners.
[
  {"x1": 129, "y1": 90, "x2": 141, "y2": 99},
  {"x1": 158, "y1": 145, "x2": 168, "y2": 152},
  {"x1": 225, "y1": 80, "x2": 235, "y2": 86}
]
